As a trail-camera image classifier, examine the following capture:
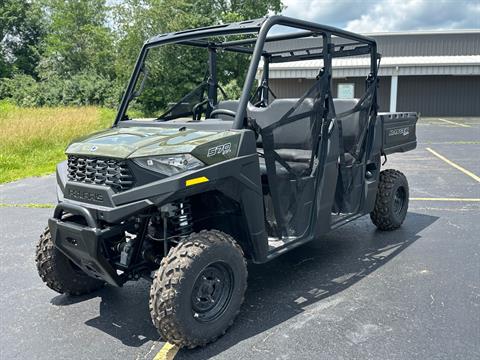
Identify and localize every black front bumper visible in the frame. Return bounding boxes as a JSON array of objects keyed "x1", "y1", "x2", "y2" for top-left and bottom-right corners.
[{"x1": 49, "y1": 203, "x2": 124, "y2": 286}]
